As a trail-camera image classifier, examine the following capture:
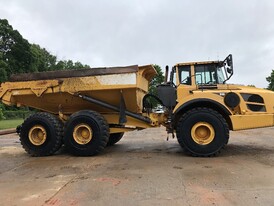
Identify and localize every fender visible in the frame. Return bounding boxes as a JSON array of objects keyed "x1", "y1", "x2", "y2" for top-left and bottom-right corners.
[{"x1": 174, "y1": 98, "x2": 232, "y2": 128}]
